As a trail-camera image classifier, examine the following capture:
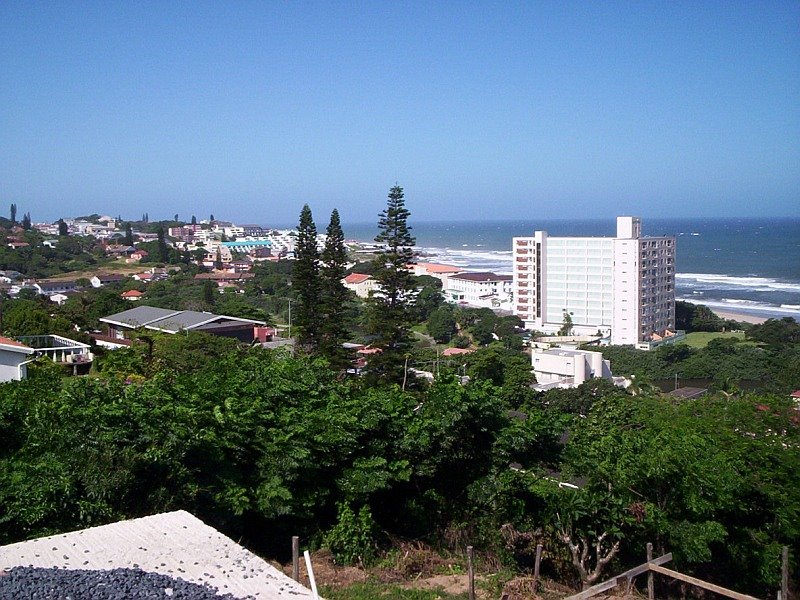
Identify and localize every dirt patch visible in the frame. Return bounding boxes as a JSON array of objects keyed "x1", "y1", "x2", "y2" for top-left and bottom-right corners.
[{"x1": 281, "y1": 549, "x2": 368, "y2": 590}]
